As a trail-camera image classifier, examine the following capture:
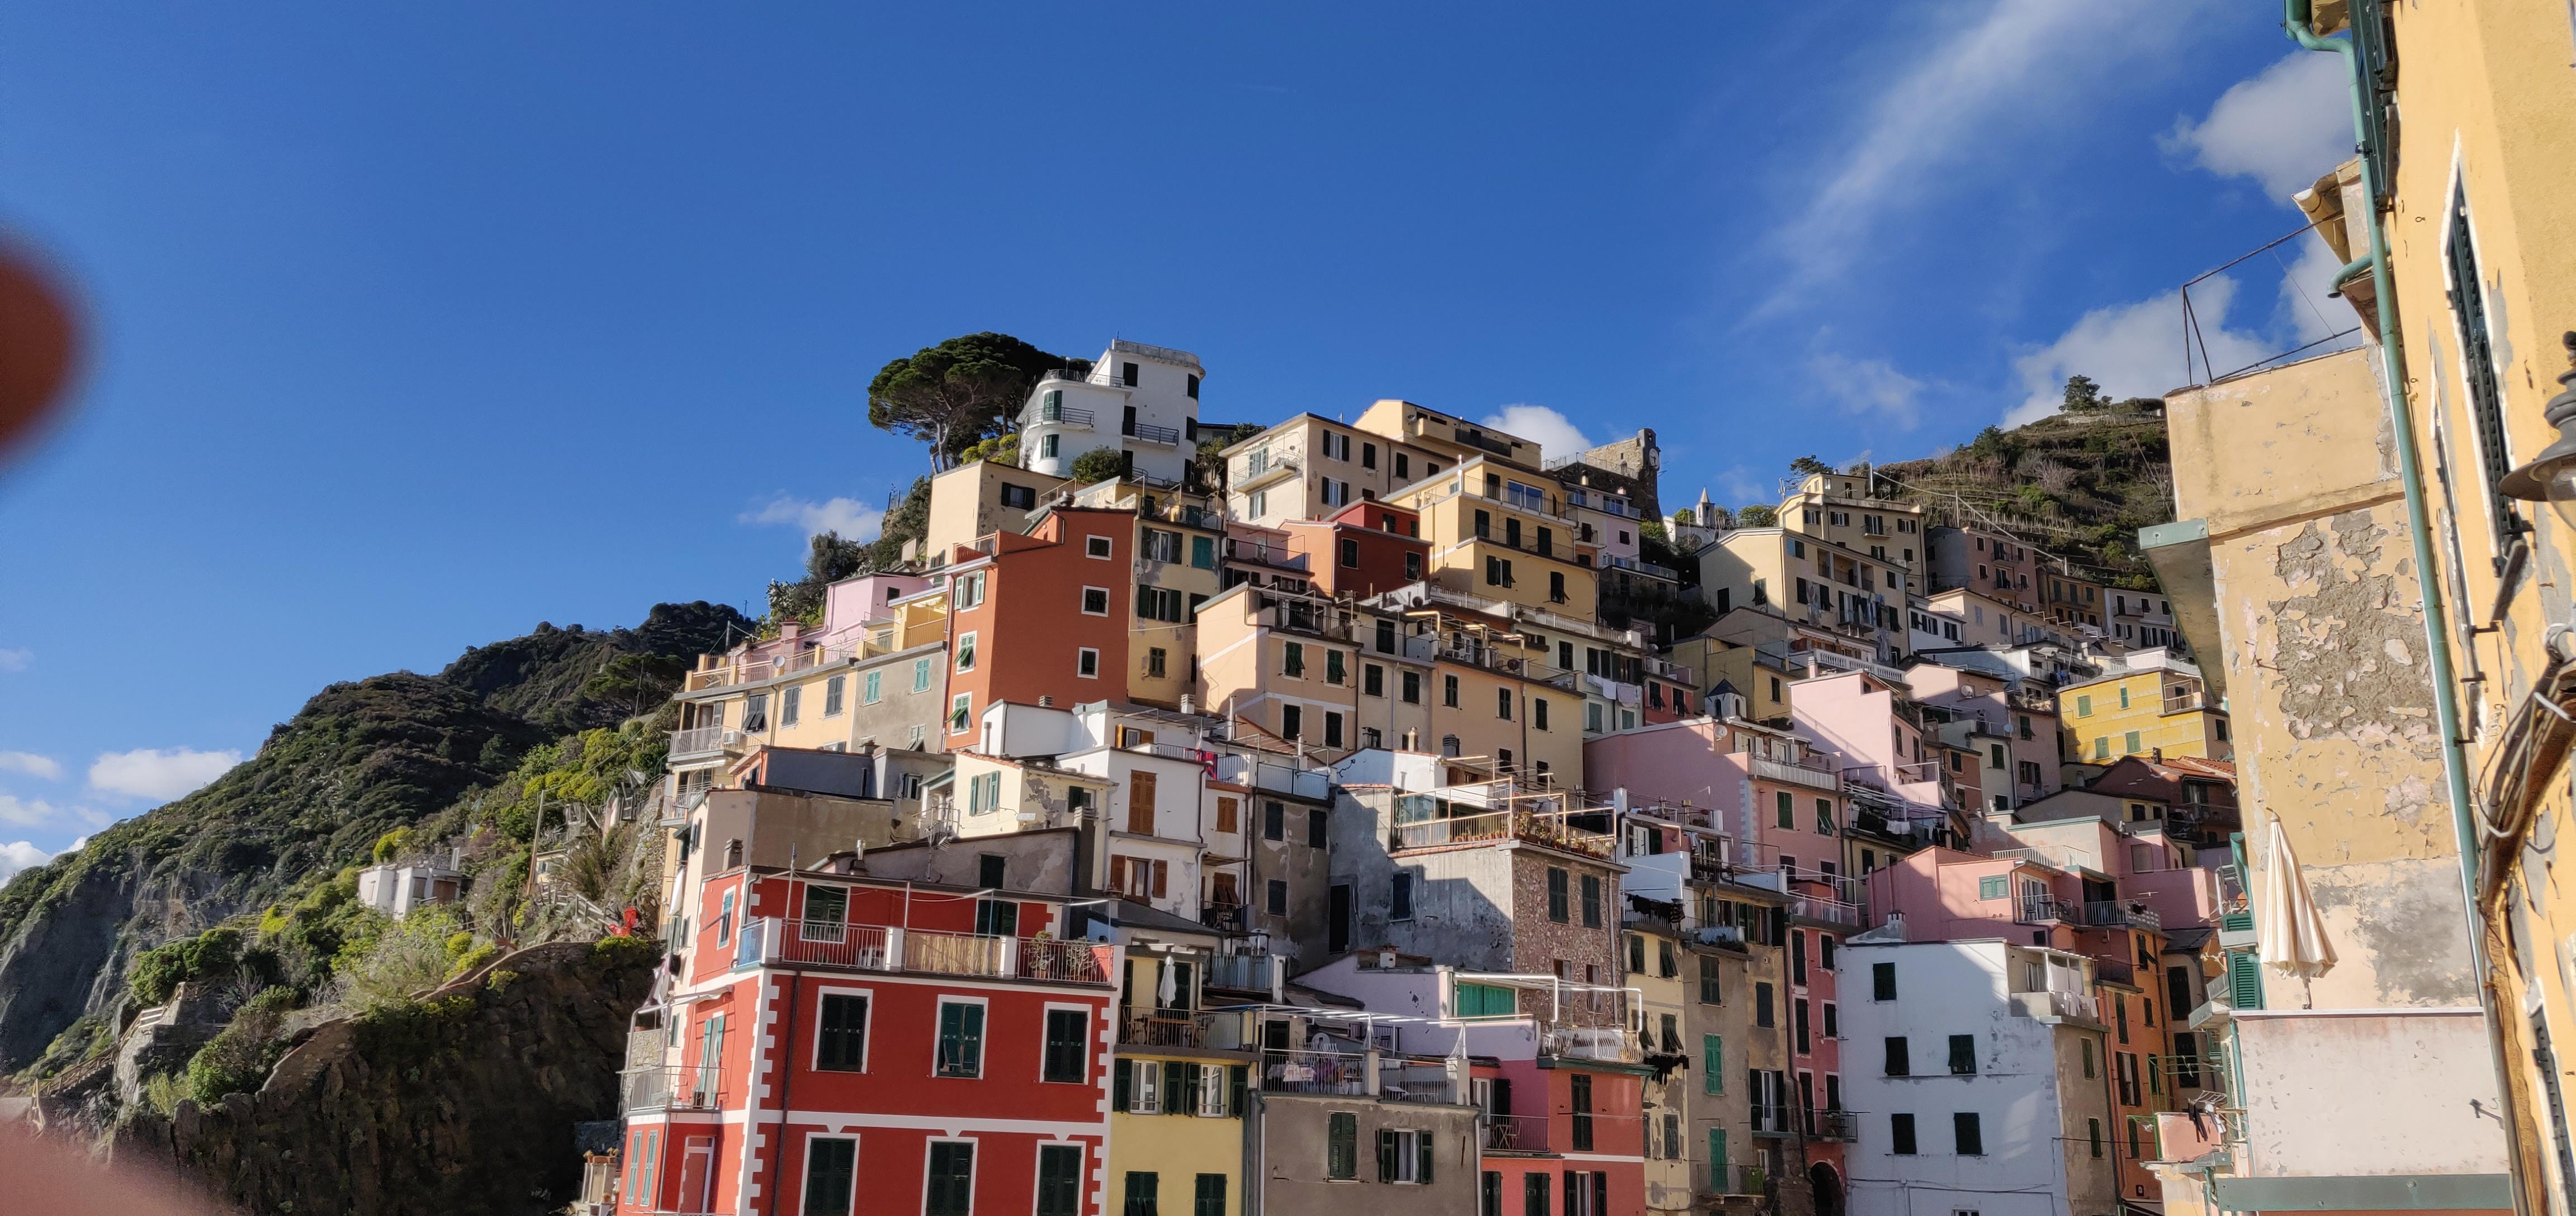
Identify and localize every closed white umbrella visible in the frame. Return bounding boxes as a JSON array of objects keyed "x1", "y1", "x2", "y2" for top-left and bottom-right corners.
[
  {"x1": 2257, "y1": 813, "x2": 2338, "y2": 1005},
  {"x1": 1157, "y1": 957, "x2": 1178, "y2": 1009}
]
